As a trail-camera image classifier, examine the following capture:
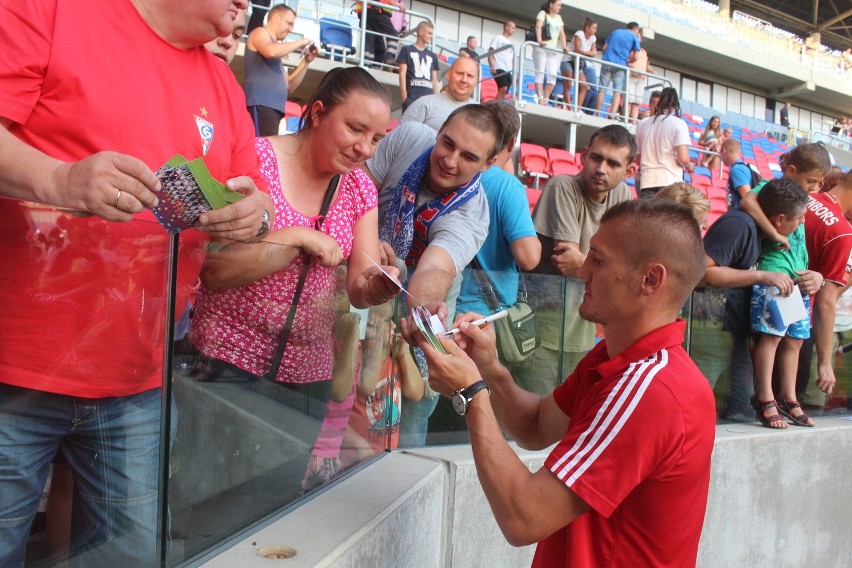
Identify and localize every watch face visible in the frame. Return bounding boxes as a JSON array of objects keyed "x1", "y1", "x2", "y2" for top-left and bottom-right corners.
[{"x1": 452, "y1": 392, "x2": 467, "y2": 415}]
